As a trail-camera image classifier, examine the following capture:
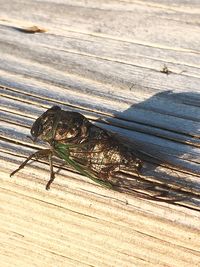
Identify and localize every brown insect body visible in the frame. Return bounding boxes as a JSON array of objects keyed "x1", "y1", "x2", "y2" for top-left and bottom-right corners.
[{"x1": 33, "y1": 106, "x2": 142, "y2": 185}]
